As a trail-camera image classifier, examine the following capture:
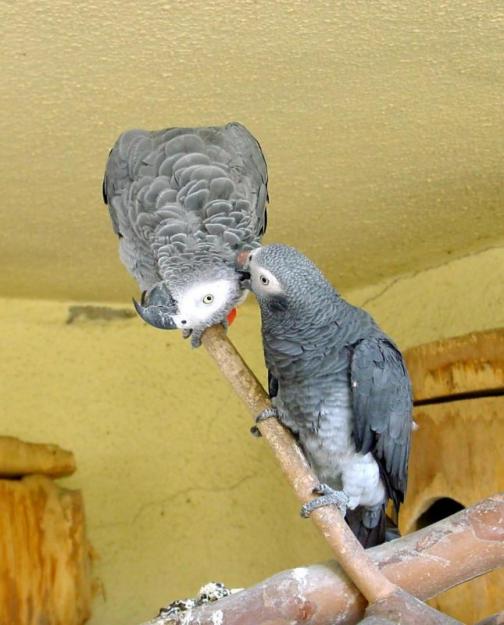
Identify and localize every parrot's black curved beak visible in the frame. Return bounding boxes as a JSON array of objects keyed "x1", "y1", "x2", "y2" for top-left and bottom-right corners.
[
  {"x1": 132, "y1": 298, "x2": 178, "y2": 330},
  {"x1": 133, "y1": 282, "x2": 180, "y2": 330},
  {"x1": 235, "y1": 250, "x2": 252, "y2": 290},
  {"x1": 237, "y1": 270, "x2": 251, "y2": 290}
]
